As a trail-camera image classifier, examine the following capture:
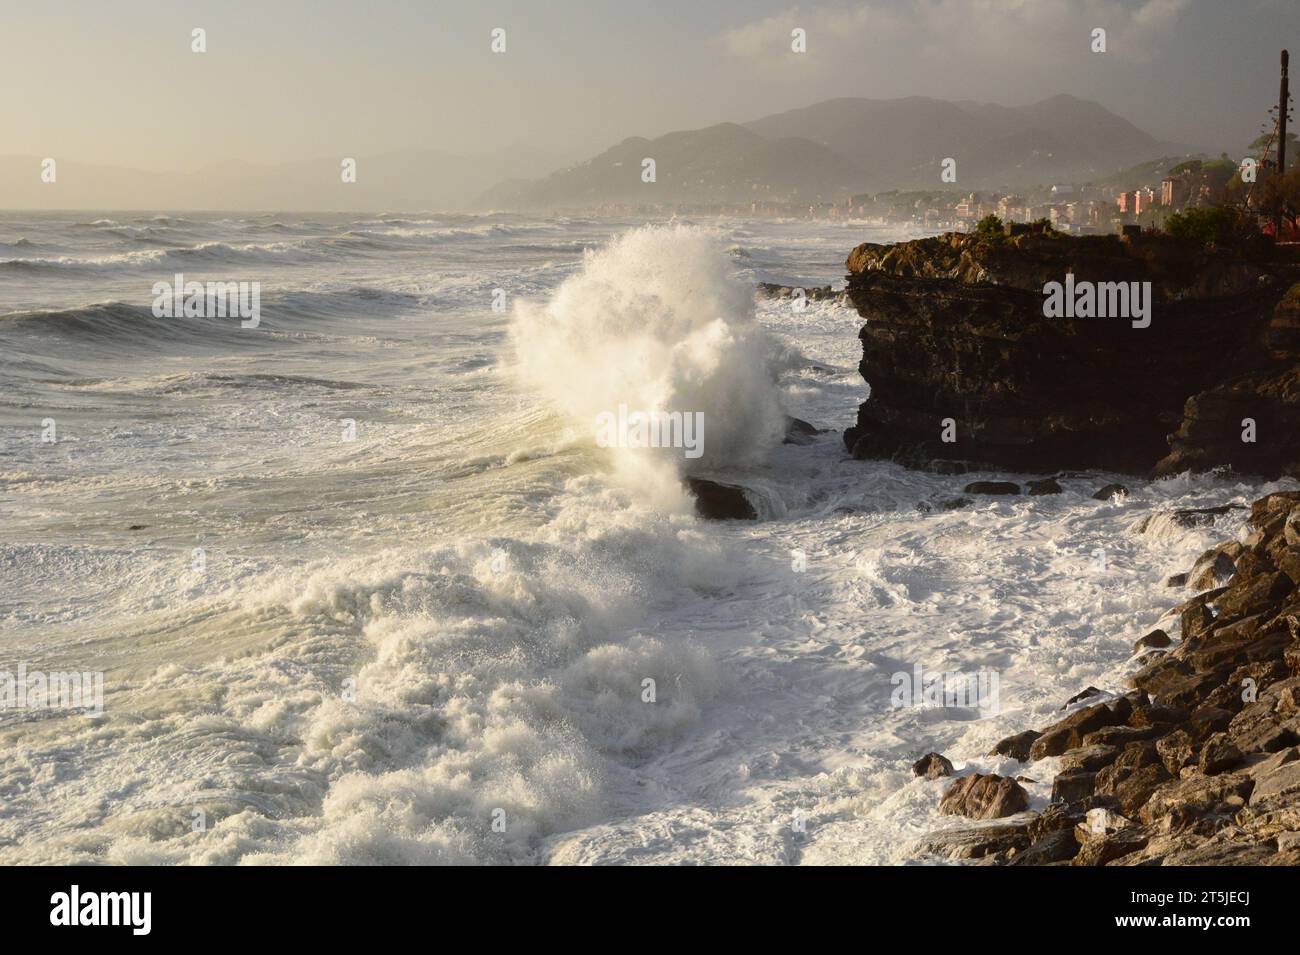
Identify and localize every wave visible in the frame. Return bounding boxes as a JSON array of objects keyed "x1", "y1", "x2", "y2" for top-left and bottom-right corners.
[
  {"x1": 1, "y1": 240, "x2": 317, "y2": 274},
  {"x1": 510, "y1": 224, "x2": 787, "y2": 499},
  {"x1": 0, "y1": 301, "x2": 261, "y2": 348}
]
